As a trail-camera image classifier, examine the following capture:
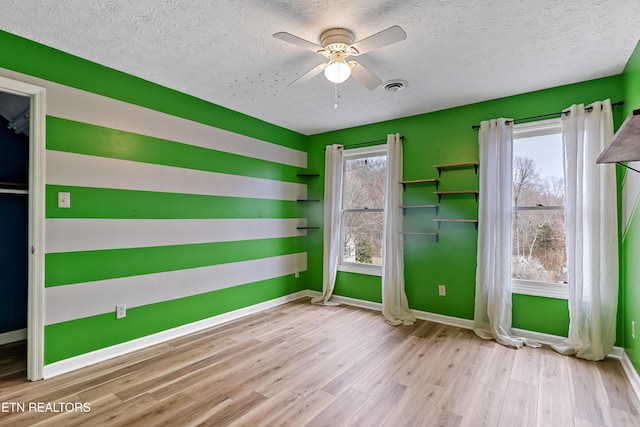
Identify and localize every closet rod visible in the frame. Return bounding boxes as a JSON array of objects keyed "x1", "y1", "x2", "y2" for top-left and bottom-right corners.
[
  {"x1": 0, "y1": 189, "x2": 28, "y2": 195},
  {"x1": 0, "y1": 181, "x2": 28, "y2": 195},
  {"x1": 471, "y1": 101, "x2": 624, "y2": 130},
  {"x1": 0, "y1": 181, "x2": 28, "y2": 190},
  {"x1": 324, "y1": 136, "x2": 404, "y2": 150}
]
